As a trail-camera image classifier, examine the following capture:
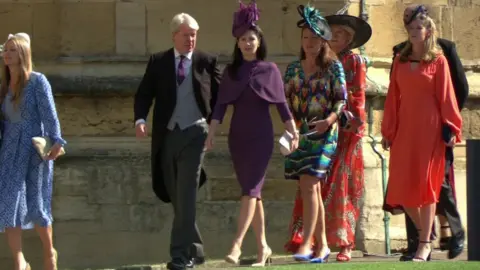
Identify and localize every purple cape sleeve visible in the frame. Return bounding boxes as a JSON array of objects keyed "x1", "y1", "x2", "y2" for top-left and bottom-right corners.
[
  {"x1": 249, "y1": 62, "x2": 288, "y2": 104},
  {"x1": 216, "y1": 61, "x2": 287, "y2": 106},
  {"x1": 216, "y1": 68, "x2": 248, "y2": 105}
]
